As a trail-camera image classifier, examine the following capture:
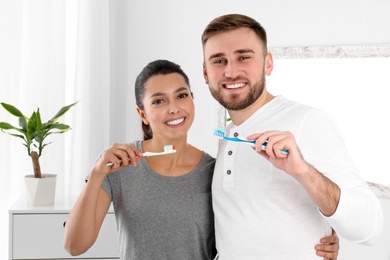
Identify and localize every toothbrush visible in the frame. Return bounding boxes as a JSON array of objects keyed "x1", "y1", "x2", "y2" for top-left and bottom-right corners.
[
  {"x1": 213, "y1": 129, "x2": 256, "y2": 145},
  {"x1": 106, "y1": 144, "x2": 176, "y2": 166},
  {"x1": 213, "y1": 129, "x2": 288, "y2": 154},
  {"x1": 143, "y1": 144, "x2": 176, "y2": 156}
]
